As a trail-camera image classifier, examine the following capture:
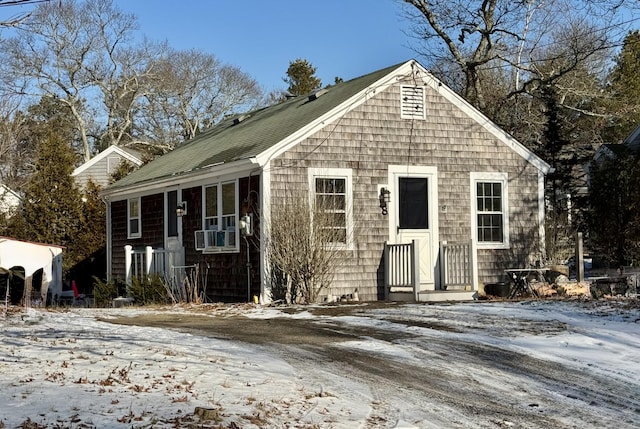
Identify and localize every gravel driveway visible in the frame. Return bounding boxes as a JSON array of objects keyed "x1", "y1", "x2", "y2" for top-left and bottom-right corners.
[{"x1": 107, "y1": 301, "x2": 640, "y2": 428}]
